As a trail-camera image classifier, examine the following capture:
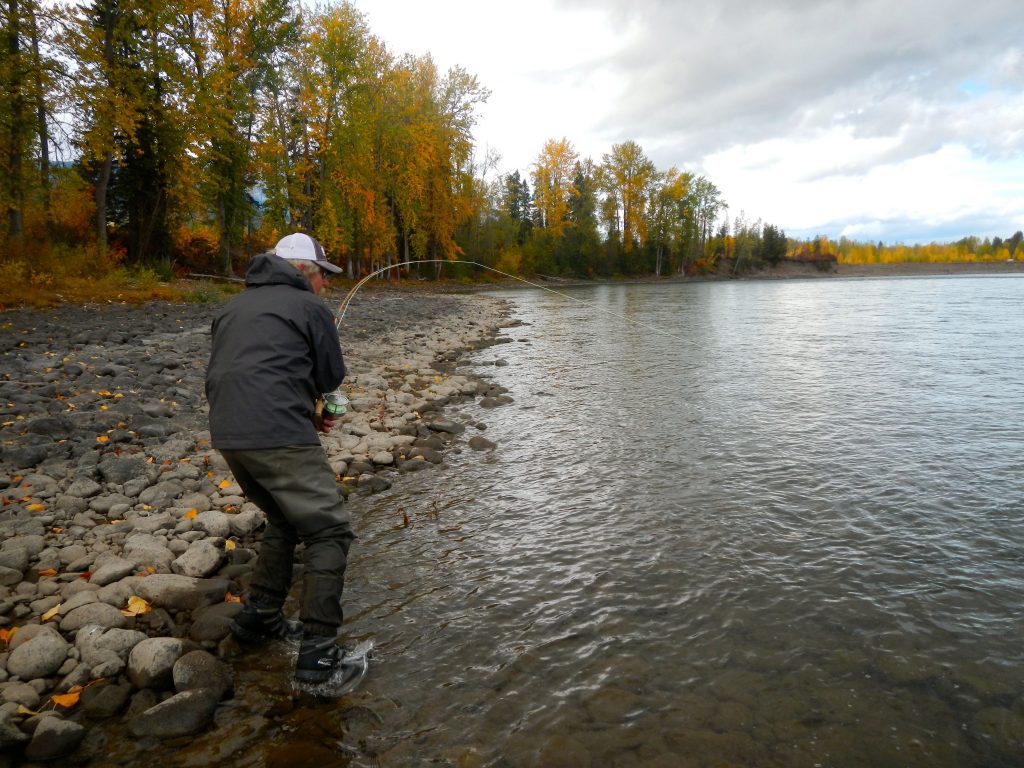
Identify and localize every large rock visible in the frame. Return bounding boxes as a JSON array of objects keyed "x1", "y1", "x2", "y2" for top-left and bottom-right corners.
[
  {"x1": 192, "y1": 511, "x2": 231, "y2": 538},
  {"x1": 24, "y1": 715, "x2": 86, "y2": 760},
  {"x1": 128, "y1": 688, "x2": 220, "y2": 738},
  {"x1": 0, "y1": 702, "x2": 30, "y2": 748},
  {"x1": 61, "y1": 602, "x2": 130, "y2": 632},
  {"x1": 132, "y1": 574, "x2": 229, "y2": 611},
  {"x1": 173, "y1": 650, "x2": 233, "y2": 700},
  {"x1": 98, "y1": 455, "x2": 150, "y2": 485},
  {"x1": 171, "y1": 541, "x2": 224, "y2": 578},
  {"x1": 89, "y1": 556, "x2": 136, "y2": 586},
  {"x1": 127, "y1": 637, "x2": 193, "y2": 689},
  {"x1": 7, "y1": 630, "x2": 70, "y2": 680}
]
